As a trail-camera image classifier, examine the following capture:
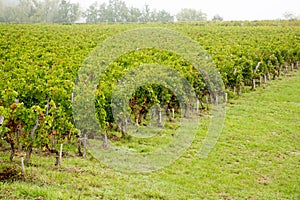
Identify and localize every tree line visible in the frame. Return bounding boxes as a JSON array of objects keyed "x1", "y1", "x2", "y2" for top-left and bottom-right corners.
[
  {"x1": 0, "y1": 0, "x2": 223, "y2": 23},
  {"x1": 0, "y1": 0, "x2": 80, "y2": 23}
]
